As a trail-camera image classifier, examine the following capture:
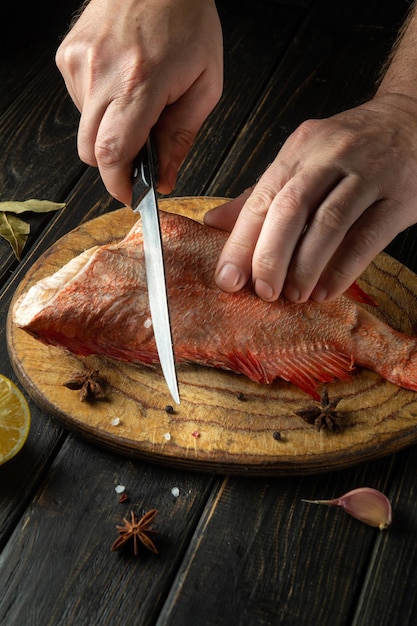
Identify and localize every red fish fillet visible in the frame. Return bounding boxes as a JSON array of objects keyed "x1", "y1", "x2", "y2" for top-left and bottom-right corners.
[{"x1": 13, "y1": 212, "x2": 417, "y2": 399}]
